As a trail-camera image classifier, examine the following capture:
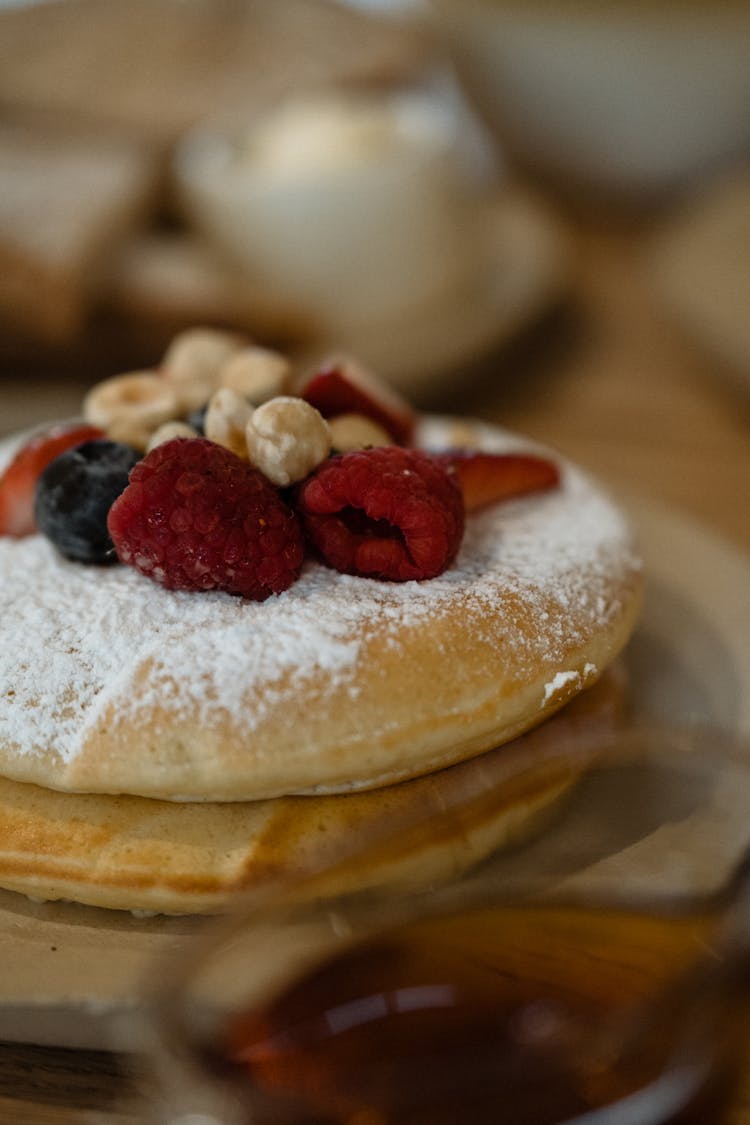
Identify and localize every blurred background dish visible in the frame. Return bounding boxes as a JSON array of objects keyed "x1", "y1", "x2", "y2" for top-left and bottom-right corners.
[
  {"x1": 433, "y1": 0, "x2": 750, "y2": 202},
  {"x1": 0, "y1": 0, "x2": 571, "y2": 396},
  {"x1": 174, "y1": 89, "x2": 487, "y2": 334},
  {"x1": 299, "y1": 186, "x2": 570, "y2": 398},
  {"x1": 173, "y1": 76, "x2": 568, "y2": 396},
  {"x1": 0, "y1": 0, "x2": 433, "y2": 374}
]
